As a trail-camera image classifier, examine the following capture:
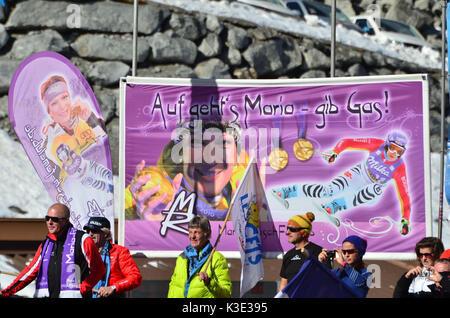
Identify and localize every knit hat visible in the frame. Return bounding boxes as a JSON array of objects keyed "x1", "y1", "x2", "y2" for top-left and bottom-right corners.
[
  {"x1": 343, "y1": 235, "x2": 367, "y2": 258},
  {"x1": 440, "y1": 249, "x2": 450, "y2": 259},
  {"x1": 288, "y1": 212, "x2": 315, "y2": 235}
]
